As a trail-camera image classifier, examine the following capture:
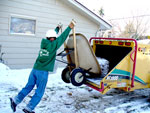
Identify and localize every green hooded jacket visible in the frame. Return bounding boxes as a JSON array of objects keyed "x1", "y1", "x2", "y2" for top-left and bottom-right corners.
[{"x1": 33, "y1": 26, "x2": 71, "y2": 71}]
